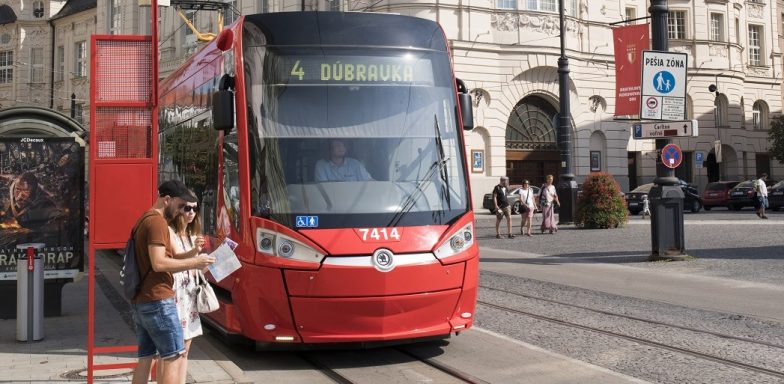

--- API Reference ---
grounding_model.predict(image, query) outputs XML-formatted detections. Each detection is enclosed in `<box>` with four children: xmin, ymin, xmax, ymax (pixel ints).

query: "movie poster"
<box><xmin>0</xmin><ymin>138</ymin><xmax>84</xmax><ymax>280</ymax></box>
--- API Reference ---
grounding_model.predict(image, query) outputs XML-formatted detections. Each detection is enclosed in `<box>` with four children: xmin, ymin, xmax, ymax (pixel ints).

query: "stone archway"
<box><xmin>705</xmin><ymin>144</ymin><xmax>738</xmax><ymax>182</ymax></box>
<box><xmin>505</xmin><ymin>95</ymin><xmax>561</xmax><ymax>187</ymax></box>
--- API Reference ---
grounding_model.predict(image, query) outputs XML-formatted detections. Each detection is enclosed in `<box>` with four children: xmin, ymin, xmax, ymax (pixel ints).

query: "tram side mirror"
<box><xmin>456</xmin><ymin>78</ymin><xmax>474</xmax><ymax>130</ymax></box>
<box><xmin>212</xmin><ymin>74</ymin><xmax>235</xmax><ymax>132</ymax></box>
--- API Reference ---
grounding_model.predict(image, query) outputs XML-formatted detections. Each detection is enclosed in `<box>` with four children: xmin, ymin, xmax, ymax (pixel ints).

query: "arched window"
<box><xmin>714</xmin><ymin>93</ymin><xmax>728</xmax><ymax>126</ymax></box>
<box><xmin>505</xmin><ymin>96</ymin><xmax>558</xmax><ymax>150</ymax></box>
<box><xmin>740</xmin><ymin>97</ymin><xmax>746</xmax><ymax>129</ymax></box>
<box><xmin>752</xmin><ymin>100</ymin><xmax>769</xmax><ymax>130</ymax></box>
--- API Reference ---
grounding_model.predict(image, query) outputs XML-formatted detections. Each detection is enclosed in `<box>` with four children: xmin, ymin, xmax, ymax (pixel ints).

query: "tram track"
<box><xmin>477</xmin><ymin>285</ymin><xmax>784</xmax><ymax>380</ymax></box>
<box><xmin>298</xmin><ymin>347</ymin><xmax>487</xmax><ymax>384</ymax></box>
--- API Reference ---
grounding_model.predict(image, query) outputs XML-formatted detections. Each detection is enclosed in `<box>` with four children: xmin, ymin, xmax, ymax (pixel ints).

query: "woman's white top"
<box><xmin>169</xmin><ymin>226</ymin><xmax>203</xmax><ymax>340</ymax></box>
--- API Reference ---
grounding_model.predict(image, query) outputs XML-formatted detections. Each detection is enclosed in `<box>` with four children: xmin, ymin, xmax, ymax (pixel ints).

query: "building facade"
<box><xmin>2</xmin><ymin>0</ymin><xmax>782</xmax><ymax>209</ymax></box>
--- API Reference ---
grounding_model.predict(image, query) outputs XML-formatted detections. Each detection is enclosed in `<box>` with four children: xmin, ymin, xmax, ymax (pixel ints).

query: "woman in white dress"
<box><xmin>540</xmin><ymin>174</ymin><xmax>560</xmax><ymax>234</ymax></box>
<box><xmin>168</xmin><ymin>197</ymin><xmax>206</xmax><ymax>384</ymax></box>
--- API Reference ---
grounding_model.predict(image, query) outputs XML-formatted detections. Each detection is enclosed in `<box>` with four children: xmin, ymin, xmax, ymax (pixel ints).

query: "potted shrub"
<box><xmin>575</xmin><ymin>173</ymin><xmax>628</xmax><ymax>229</ymax></box>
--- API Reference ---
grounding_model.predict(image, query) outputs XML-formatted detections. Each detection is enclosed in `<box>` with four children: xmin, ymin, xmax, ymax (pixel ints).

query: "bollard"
<box><xmin>16</xmin><ymin>243</ymin><xmax>45</xmax><ymax>342</ymax></box>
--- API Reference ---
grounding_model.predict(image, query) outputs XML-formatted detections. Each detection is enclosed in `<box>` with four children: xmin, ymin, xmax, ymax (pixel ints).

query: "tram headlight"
<box><xmin>256</xmin><ymin>228</ymin><xmax>326</xmax><ymax>263</ymax></box>
<box><xmin>434</xmin><ymin>223</ymin><xmax>474</xmax><ymax>259</ymax></box>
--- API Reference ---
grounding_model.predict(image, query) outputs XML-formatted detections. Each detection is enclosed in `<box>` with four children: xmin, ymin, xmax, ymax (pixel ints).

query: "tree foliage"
<box><xmin>575</xmin><ymin>173</ymin><xmax>628</xmax><ymax>229</ymax></box>
<box><xmin>769</xmin><ymin>115</ymin><xmax>784</xmax><ymax>164</ymax></box>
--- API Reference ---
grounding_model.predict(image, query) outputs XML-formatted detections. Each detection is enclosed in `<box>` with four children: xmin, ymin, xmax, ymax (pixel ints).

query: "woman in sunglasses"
<box><xmin>167</xmin><ymin>190</ymin><xmax>206</xmax><ymax>384</ymax></box>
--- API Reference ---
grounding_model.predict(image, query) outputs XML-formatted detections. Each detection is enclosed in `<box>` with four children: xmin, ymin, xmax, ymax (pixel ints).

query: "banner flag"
<box><xmin>613</xmin><ymin>23</ymin><xmax>650</xmax><ymax>116</ymax></box>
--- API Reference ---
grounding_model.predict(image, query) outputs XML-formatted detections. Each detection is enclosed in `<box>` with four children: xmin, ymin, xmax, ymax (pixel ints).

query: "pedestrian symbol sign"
<box><xmin>640</xmin><ymin>51</ymin><xmax>688</xmax><ymax>121</ymax></box>
<box><xmin>653</xmin><ymin>71</ymin><xmax>676</xmax><ymax>94</ymax></box>
<box><xmin>660</xmin><ymin>143</ymin><xmax>683</xmax><ymax>169</ymax></box>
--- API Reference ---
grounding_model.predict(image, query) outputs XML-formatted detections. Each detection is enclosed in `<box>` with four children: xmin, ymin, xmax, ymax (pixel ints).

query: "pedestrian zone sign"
<box><xmin>640</xmin><ymin>51</ymin><xmax>688</xmax><ymax>121</ymax></box>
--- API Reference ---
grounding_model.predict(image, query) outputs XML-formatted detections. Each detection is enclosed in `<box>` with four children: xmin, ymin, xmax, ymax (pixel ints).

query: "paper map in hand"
<box><xmin>207</xmin><ymin>239</ymin><xmax>241</xmax><ymax>282</ymax></box>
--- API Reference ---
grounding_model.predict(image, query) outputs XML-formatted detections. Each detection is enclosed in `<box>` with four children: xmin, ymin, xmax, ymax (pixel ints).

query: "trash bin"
<box><xmin>16</xmin><ymin>243</ymin><xmax>45</xmax><ymax>342</ymax></box>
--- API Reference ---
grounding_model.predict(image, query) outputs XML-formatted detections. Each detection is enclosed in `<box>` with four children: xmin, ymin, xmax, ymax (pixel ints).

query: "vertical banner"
<box><xmin>0</xmin><ymin>138</ymin><xmax>84</xmax><ymax>280</ymax></box>
<box><xmin>613</xmin><ymin>23</ymin><xmax>650</xmax><ymax>116</ymax></box>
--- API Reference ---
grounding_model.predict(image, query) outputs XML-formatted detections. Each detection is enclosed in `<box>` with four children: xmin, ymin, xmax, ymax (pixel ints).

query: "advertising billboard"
<box><xmin>0</xmin><ymin>137</ymin><xmax>84</xmax><ymax>280</ymax></box>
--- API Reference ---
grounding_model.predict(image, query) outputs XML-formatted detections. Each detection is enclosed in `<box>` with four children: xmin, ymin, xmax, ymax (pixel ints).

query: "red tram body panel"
<box><xmin>158</xmin><ymin>11</ymin><xmax>477</xmax><ymax>346</ymax></box>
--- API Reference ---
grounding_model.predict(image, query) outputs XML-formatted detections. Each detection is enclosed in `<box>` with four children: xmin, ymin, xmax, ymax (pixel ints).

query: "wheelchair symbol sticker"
<box><xmin>295</xmin><ymin>216</ymin><xmax>319</xmax><ymax>228</ymax></box>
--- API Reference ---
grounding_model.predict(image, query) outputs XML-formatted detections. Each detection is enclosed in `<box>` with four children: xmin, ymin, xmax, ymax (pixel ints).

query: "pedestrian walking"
<box><xmin>130</xmin><ymin>180</ymin><xmax>215</xmax><ymax>384</ymax></box>
<box><xmin>493</xmin><ymin>176</ymin><xmax>514</xmax><ymax>238</ymax></box>
<box><xmin>641</xmin><ymin>195</ymin><xmax>651</xmax><ymax>219</ymax></box>
<box><xmin>539</xmin><ymin>175</ymin><xmax>560</xmax><ymax>234</ymax></box>
<box><xmin>518</xmin><ymin>179</ymin><xmax>537</xmax><ymax>236</ymax></box>
<box><xmin>168</xmin><ymin>191</ymin><xmax>207</xmax><ymax>384</ymax></box>
<box><xmin>754</xmin><ymin>173</ymin><xmax>769</xmax><ymax>219</ymax></box>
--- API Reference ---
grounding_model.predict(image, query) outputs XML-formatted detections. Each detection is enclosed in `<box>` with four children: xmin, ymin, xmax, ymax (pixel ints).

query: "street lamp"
<box><xmin>556</xmin><ymin>0</ymin><xmax>577</xmax><ymax>224</ymax></box>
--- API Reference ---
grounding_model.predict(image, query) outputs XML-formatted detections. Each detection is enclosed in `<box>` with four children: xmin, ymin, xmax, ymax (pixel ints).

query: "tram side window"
<box><xmin>222</xmin><ymin>130</ymin><xmax>241</xmax><ymax>233</ymax></box>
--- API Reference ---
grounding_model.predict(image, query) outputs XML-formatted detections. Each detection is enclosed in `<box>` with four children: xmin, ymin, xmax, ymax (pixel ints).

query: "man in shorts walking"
<box><xmin>130</xmin><ymin>180</ymin><xmax>215</xmax><ymax>384</ymax></box>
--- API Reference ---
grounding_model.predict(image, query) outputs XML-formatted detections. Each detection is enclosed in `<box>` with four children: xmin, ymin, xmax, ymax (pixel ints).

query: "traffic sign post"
<box><xmin>639</xmin><ymin>51</ymin><xmax>688</xmax><ymax>121</ymax></box>
<box><xmin>632</xmin><ymin>120</ymin><xmax>698</xmax><ymax>139</ymax></box>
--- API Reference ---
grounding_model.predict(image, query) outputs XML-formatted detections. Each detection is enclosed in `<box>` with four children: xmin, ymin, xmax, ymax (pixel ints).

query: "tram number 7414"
<box><xmin>357</xmin><ymin>228</ymin><xmax>402</xmax><ymax>242</ymax></box>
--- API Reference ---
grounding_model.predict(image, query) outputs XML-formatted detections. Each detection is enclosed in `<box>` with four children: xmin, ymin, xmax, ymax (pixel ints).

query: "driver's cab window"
<box><xmin>222</xmin><ymin>131</ymin><xmax>241</xmax><ymax>232</ymax></box>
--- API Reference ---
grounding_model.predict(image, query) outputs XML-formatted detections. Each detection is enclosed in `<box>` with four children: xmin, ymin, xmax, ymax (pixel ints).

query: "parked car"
<box><xmin>765</xmin><ymin>180</ymin><xmax>784</xmax><ymax>211</ymax></box>
<box><xmin>625</xmin><ymin>181</ymin><xmax>702</xmax><ymax>214</ymax></box>
<box><xmin>701</xmin><ymin>181</ymin><xmax>740</xmax><ymax>210</ymax></box>
<box><xmin>483</xmin><ymin>185</ymin><xmax>541</xmax><ymax>214</ymax></box>
<box><xmin>728</xmin><ymin>179</ymin><xmax>776</xmax><ymax>210</ymax></box>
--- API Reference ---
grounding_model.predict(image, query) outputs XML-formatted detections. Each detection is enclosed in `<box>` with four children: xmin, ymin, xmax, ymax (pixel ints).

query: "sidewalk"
<box><xmin>0</xmin><ymin>250</ymin><xmax>238</xmax><ymax>384</ymax></box>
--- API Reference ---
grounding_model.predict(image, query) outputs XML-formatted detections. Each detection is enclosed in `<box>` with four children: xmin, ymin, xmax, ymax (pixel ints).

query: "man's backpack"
<box><xmin>120</xmin><ymin>231</ymin><xmax>140</xmax><ymax>301</ymax></box>
<box><xmin>120</xmin><ymin>212</ymin><xmax>155</xmax><ymax>302</ymax></box>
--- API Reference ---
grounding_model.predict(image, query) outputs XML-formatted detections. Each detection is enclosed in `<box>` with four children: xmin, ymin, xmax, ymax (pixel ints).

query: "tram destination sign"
<box><xmin>639</xmin><ymin>51</ymin><xmax>688</xmax><ymax>121</ymax></box>
<box><xmin>632</xmin><ymin>120</ymin><xmax>698</xmax><ymax>140</ymax></box>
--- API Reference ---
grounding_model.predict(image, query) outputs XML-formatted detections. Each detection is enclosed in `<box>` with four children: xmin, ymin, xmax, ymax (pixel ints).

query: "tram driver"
<box><xmin>314</xmin><ymin>139</ymin><xmax>373</xmax><ymax>182</ymax></box>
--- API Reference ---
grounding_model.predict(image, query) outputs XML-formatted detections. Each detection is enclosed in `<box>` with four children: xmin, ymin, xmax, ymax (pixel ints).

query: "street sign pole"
<box><xmin>647</xmin><ymin>0</ymin><xmax>687</xmax><ymax>260</ymax></box>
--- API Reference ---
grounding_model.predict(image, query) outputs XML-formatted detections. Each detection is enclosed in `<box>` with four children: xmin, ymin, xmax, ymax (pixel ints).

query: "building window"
<box><xmin>327</xmin><ymin>0</ymin><xmax>341</xmax><ymax>11</ymax></box>
<box><xmin>740</xmin><ymin>97</ymin><xmax>746</xmax><ymax>129</ymax></box>
<box><xmin>224</xmin><ymin>0</ymin><xmax>238</xmax><ymax>23</ymax></box>
<box><xmin>56</xmin><ymin>46</ymin><xmax>64</xmax><ymax>82</ymax></box>
<box><xmin>668</xmin><ymin>10</ymin><xmax>687</xmax><ymax>39</ymax></box>
<box><xmin>0</xmin><ymin>51</ymin><xmax>12</xmax><ymax>83</ymax></box>
<box><xmin>109</xmin><ymin>0</ymin><xmax>122</xmax><ymax>34</ymax></box>
<box><xmin>75</xmin><ymin>41</ymin><xmax>87</xmax><ymax>78</ymax></box>
<box><xmin>30</xmin><ymin>48</ymin><xmax>44</xmax><ymax>83</ymax></box>
<box><xmin>752</xmin><ymin>100</ymin><xmax>769</xmax><ymax>130</ymax></box>
<box><xmin>497</xmin><ymin>0</ymin><xmax>517</xmax><ymax>9</ymax></box>
<box><xmin>33</xmin><ymin>1</ymin><xmax>44</xmax><ymax>18</ymax></box>
<box><xmin>74</xmin><ymin>104</ymin><xmax>84</xmax><ymax>124</ymax></box>
<box><xmin>735</xmin><ymin>18</ymin><xmax>740</xmax><ymax>44</ymax></box>
<box><xmin>184</xmin><ymin>10</ymin><xmax>195</xmax><ymax>37</ymax></box>
<box><xmin>748</xmin><ymin>25</ymin><xmax>763</xmax><ymax>66</ymax></box>
<box><xmin>625</xmin><ymin>7</ymin><xmax>636</xmax><ymax>23</ymax></box>
<box><xmin>527</xmin><ymin>0</ymin><xmax>556</xmax><ymax>13</ymax></box>
<box><xmin>710</xmin><ymin>13</ymin><xmax>723</xmax><ymax>42</ymax></box>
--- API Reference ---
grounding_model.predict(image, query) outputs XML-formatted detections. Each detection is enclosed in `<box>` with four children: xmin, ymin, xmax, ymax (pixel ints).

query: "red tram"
<box><xmin>158</xmin><ymin>11</ymin><xmax>477</xmax><ymax>347</ymax></box>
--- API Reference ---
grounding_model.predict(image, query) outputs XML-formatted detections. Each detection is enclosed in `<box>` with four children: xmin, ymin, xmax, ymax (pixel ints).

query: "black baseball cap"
<box><xmin>158</xmin><ymin>180</ymin><xmax>197</xmax><ymax>202</ymax></box>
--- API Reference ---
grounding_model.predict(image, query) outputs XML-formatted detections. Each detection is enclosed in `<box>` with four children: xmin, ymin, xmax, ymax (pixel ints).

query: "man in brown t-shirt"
<box><xmin>130</xmin><ymin>180</ymin><xmax>214</xmax><ymax>384</ymax></box>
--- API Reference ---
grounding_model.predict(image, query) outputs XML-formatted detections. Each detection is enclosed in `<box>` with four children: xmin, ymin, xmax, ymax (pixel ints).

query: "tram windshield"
<box><xmin>244</xmin><ymin>30</ymin><xmax>469</xmax><ymax>229</ymax></box>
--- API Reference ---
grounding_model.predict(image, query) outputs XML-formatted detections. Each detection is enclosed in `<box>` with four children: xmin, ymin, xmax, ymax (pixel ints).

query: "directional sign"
<box><xmin>661</xmin><ymin>143</ymin><xmax>683</xmax><ymax>169</ymax></box>
<box><xmin>632</xmin><ymin>119</ymin><xmax>698</xmax><ymax>140</ymax></box>
<box><xmin>640</xmin><ymin>51</ymin><xmax>688</xmax><ymax>121</ymax></box>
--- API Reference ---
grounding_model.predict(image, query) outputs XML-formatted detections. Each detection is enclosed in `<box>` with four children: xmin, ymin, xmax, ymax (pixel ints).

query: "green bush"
<box><xmin>575</xmin><ymin>173</ymin><xmax>628</xmax><ymax>229</ymax></box>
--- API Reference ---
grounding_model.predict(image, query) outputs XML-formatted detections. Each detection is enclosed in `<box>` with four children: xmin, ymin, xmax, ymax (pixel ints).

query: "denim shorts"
<box><xmin>132</xmin><ymin>298</ymin><xmax>184</xmax><ymax>359</ymax></box>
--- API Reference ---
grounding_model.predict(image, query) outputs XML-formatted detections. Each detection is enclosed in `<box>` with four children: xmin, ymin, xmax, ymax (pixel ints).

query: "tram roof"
<box><xmin>243</xmin><ymin>12</ymin><xmax>447</xmax><ymax>51</ymax></box>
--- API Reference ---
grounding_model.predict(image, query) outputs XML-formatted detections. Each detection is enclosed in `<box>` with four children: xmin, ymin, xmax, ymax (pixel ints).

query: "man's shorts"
<box><xmin>758</xmin><ymin>196</ymin><xmax>770</xmax><ymax>209</ymax></box>
<box><xmin>132</xmin><ymin>298</ymin><xmax>185</xmax><ymax>360</ymax></box>
<box><xmin>496</xmin><ymin>206</ymin><xmax>511</xmax><ymax>219</ymax></box>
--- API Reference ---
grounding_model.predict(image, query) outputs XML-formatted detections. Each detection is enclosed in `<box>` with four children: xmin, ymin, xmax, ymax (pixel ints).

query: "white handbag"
<box><xmin>194</xmin><ymin>270</ymin><xmax>219</xmax><ymax>314</ymax></box>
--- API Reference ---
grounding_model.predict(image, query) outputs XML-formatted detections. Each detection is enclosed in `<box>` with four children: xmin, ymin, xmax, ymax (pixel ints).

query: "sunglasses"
<box><xmin>183</xmin><ymin>206</ymin><xmax>198</xmax><ymax>213</ymax></box>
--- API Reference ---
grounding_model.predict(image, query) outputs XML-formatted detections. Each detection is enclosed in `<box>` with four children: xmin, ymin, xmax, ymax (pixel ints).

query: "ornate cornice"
<box><xmin>709</xmin><ymin>44</ymin><xmax>728</xmax><ymax>57</ymax></box>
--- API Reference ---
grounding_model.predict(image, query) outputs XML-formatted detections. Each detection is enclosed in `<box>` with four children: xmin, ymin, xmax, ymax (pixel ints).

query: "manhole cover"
<box><xmin>61</xmin><ymin>367</ymin><xmax>133</xmax><ymax>380</ymax></box>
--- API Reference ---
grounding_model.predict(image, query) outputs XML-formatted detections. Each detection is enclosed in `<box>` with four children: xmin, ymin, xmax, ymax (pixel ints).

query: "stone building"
<box><xmin>3</xmin><ymin>0</ymin><xmax>783</xmax><ymax>208</ymax></box>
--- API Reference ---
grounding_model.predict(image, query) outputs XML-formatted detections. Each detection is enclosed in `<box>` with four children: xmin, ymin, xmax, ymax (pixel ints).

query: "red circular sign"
<box><xmin>646</xmin><ymin>97</ymin><xmax>658</xmax><ymax>109</ymax></box>
<box><xmin>661</xmin><ymin>143</ymin><xmax>683</xmax><ymax>169</ymax></box>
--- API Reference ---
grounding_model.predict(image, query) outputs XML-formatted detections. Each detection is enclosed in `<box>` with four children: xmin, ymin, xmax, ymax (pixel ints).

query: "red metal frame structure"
<box><xmin>87</xmin><ymin>3</ymin><xmax>159</xmax><ymax>382</ymax></box>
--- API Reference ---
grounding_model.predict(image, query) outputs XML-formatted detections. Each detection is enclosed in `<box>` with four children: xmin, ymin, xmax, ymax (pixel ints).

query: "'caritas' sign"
<box><xmin>0</xmin><ymin>137</ymin><xmax>84</xmax><ymax>280</ymax></box>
